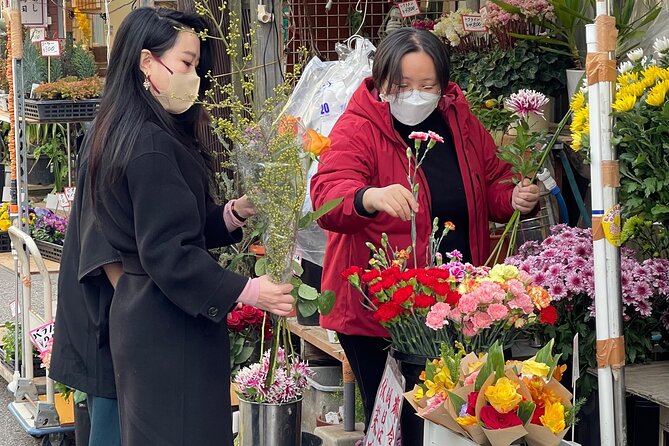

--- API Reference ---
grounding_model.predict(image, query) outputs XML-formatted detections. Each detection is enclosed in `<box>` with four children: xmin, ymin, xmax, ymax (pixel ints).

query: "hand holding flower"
<box><xmin>512</xmin><ymin>179</ymin><xmax>540</xmax><ymax>214</ymax></box>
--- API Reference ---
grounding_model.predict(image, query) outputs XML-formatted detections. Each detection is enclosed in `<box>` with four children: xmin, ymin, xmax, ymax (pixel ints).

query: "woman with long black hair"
<box><xmin>79</xmin><ymin>8</ymin><xmax>294</xmax><ymax>445</ymax></box>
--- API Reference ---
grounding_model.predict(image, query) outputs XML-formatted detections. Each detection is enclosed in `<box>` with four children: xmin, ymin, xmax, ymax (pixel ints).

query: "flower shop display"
<box><xmin>29</xmin><ymin>208</ymin><xmax>68</xmax><ymax>262</ymax></box>
<box><xmin>228</xmin><ymin>304</ymin><xmax>272</xmax><ymax>377</ymax></box>
<box><xmin>484</xmin><ymin>0</ymin><xmax>555</xmax><ymax>50</ymax></box>
<box><xmin>506</xmin><ymin>224</ymin><xmax>669</xmax><ymax>396</ymax></box>
<box><xmin>432</xmin><ymin>9</ymin><xmax>492</xmax><ymax>53</ymax></box>
<box><xmin>570</xmin><ymin>41</ymin><xmax>669</xmax><ymax>223</ymax></box>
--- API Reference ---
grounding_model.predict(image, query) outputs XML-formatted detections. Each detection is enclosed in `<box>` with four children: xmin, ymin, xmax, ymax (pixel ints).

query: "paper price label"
<box><xmin>56</xmin><ymin>193</ymin><xmax>70</xmax><ymax>209</ymax></box>
<box><xmin>64</xmin><ymin>186</ymin><xmax>76</xmax><ymax>202</ymax></box>
<box><xmin>397</xmin><ymin>0</ymin><xmax>420</xmax><ymax>18</ymax></box>
<box><xmin>40</xmin><ymin>40</ymin><xmax>61</xmax><ymax>57</ymax></box>
<box><xmin>10</xmin><ymin>301</ymin><xmax>22</xmax><ymax>318</ymax></box>
<box><xmin>364</xmin><ymin>356</ymin><xmax>405</xmax><ymax>446</ymax></box>
<box><xmin>30</xmin><ymin>28</ymin><xmax>45</xmax><ymax>42</ymax></box>
<box><xmin>461</xmin><ymin>15</ymin><xmax>487</xmax><ymax>33</ymax></box>
<box><xmin>29</xmin><ymin>321</ymin><xmax>55</xmax><ymax>354</ymax></box>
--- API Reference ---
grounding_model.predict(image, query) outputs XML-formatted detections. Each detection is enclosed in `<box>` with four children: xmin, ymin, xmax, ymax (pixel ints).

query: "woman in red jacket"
<box><xmin>311</xmin><ymin>28</ymin><xmax>540</xmax><ymax>435</ymax></box>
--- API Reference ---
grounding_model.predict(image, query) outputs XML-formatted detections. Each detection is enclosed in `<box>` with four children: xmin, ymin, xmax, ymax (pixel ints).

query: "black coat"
<box><xmin>50</xmin><ymin>139</ymin><xmax>121</xmax><ymax>399</ymax></box>
<box><xmin>94</xmin><ymin>121</ymin><xmax>247</xmax><ymax>446</ymax></box>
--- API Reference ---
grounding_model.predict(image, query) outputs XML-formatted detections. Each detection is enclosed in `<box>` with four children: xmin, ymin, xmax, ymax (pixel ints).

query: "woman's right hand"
<box><xmin>255</xmin><ymin>275</ymin><xmax>295</xmax><ymax>316</ymax></box>
<box><xmin>362</xmin><ymin>184</ymin><xmax>419</xmax><ymax>221</ymax></box>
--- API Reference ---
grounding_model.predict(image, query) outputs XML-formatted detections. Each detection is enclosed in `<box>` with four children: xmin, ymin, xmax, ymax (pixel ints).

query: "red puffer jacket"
<box><xmin>311</xmin><ymin>78</ymin><xmax>515</xmax><ymax>337</ymax></box>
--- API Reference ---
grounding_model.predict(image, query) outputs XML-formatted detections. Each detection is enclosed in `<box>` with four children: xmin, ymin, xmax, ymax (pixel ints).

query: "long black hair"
<box><xmin>89</xmin><ymin>7</ymin><xmax>214</xmax><ymax>199</ymax></box>
<box><xmin>372</xmin><ymin>27</ymin><xmax>450</xmax><ymax>93</ymax></box>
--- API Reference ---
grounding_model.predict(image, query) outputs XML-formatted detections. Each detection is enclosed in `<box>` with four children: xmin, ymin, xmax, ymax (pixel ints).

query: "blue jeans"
<box><xmin>87</xmin><ymin>395</ymin><xmax>121</xmax><ymax>446</ymax></box>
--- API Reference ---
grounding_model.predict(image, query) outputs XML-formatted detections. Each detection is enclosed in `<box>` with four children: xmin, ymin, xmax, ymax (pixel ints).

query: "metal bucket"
<box><xmin>238</xmin><ymin>398</ymin><xmax>303</xmax><ymax>446</ymax></box>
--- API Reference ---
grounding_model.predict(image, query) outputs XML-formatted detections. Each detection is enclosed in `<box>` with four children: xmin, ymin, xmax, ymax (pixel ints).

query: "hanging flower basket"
<box><xmin>18</xmin><ymin>98</ymin><xmax>101</xmax><ymax>122</ymax></box>
<box><xmin>34</xmin><ymin>239</ymin><xmax>63</xmax><ymax>263</ymax></box>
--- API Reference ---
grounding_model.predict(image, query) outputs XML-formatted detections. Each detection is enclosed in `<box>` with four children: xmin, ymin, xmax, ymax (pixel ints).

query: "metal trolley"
<box><xmin>6</xmin><ymin>226</ymin><xmax>74</xmax><ymax>446</ymax></box>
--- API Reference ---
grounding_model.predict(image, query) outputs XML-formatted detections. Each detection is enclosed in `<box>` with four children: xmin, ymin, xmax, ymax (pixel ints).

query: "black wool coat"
<box><xmin>94</xmin><ymin>121</ymin><xmax>248</xmax><ymax>446</ymax></box>
<box><xmin>50</xmin><ymin>138</ymin><xmax>121</xmax><ymax>399</ymax></box>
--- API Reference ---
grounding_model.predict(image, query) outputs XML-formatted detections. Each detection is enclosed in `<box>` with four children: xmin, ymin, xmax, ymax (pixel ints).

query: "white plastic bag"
<box><xmin>287</xmin><ymin>38</ymin><xmax>376</xmax><ymax>266</ymax></box>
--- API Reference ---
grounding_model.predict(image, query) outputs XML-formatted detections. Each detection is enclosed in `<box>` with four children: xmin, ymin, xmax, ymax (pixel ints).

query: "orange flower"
<box><xmin>552</xmin><ymin>364</ymin><xmax>567</xmax><ymax>382</ymax></box>
<box><xmin>303</xmin><ymin>129</ymin><xmax>331</xmax><ymax>156</ymax></box>
<box><xmin>528</xmin><ymin>286</ymin><xmax>551</xmax><ymax>309</ymax></box>
<box><xmin>444</xmin><ymin>221</ymin><xmax>456</xmax><ymax>231</ymax></box>
<box><xmin>524</xmin><ymin>376</ymin><xmax>561</xmax><ymax>407</ymax></box>
<box><xmin>397</xmin><ymin>250</ymin><xmax>410</xmax><ymax>260</ymax></box>
<box><xmin>278</xmin><ymin>115</ymin><xmax>299</xmax><ymax>137</ymax></box>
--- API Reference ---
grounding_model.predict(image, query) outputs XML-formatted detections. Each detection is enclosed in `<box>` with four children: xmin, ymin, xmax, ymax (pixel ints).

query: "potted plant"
<box><xmin>30</xmin><ymin>207</ymin><xmax>67</xmax><ymax>262</ymax></box>
<box><xmin>22</xmin><ymin>76</ymin><xmax>103</xmax><ymax>122</ymax></box>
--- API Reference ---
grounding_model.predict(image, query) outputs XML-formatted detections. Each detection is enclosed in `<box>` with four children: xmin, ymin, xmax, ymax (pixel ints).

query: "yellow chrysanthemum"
<box><xmin>642</xmin><ymin>66</ymin><xmax>663</xmax><ymax>83</ymax></box>
<box><xmin>646</xmin><ymin>80</ymin><xmax>669</xmax><ymax>107</ymax></box>
<box><xmin>612</xmin><ymin>94</ymin><xmax>637</xmax><ymax>112</ymax></box>
<box><xmin>485</xmin><ymin>377</ymin><xmax>523</xmax><ymax>414</ymax></box>
<box><xmin>540</xmin><ymin>401</ymin><xmax>567</xmax><ymax>434</ymax></box>
<box><xmin>619</xmin><ymin>82</ymin><xmax>647</xmax><ymax>98</ymax></box>
<box><xmin>456</xmin><ymin>415</ymin><xmax>479</xmax><ymax>426</ymax></box>
<box><xmin>570</xmin><ymin>106</ymin><xmax>589</xmax><ymax>133</ymax></box>
<box><xmin>570</xmin><ymin>91</ymin><xmax>586</xmax><ymax>112</ymax></box>
<box><xmin>0</xmin><ymin>220</ymin><xmax>10</xmax><ymax>232</ymax></box>
<box><xmin>571</xmin><ymin>132</ymin><xmax>582</xmax><ymax>152</ymax></box>
<box><xmin>659</xmin><ymin>68</ymin><xmax>669</xmax><ymax>81</ymax></box>
<box><xmin>617</xmin><ymin>71</ymin><xmax>639</xmax><ymax>86</ymax></box>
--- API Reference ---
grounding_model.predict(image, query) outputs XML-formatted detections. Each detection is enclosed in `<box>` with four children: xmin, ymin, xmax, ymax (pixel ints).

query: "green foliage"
<box><xmin>614</xmin><ymin>99</ymin><xmax>669</xmax><ymax>223</ymax></box>
<box><xmin>613</xmin><ymin>0</ymin><xmax>662</xmax><ymax>56</ymax></box>
<box><xmin>463</xmin><ymin>85</ymin><xmax>514</xmax><ymax>136</ymax></box>
<box><xmin>518</xmin><ymin>400</ymin><xmax>536</xmax><ymax>424</ymax></box>
<box><xmin>621</xmin><ymin>216</ymin><xmax>669</xmax><ymax>259</ymax></box>
<box><xmin>22</xmin><ymin>35</ymin><xmax>47</xmax><ymax>91</ymax></box>
<box><xmin>496</xmin><ymin>120</ymin><xmax>548</xmax><ymax>185</ymax></box>
<box><xmin>1</xmin><ymin>321</ymin><xmax>20</xmax><ymax>360</ymax></box>
<box><xmin>71</xmin><ymin>45</ymin><xmax>97</xmax><ymax>79</ymax></box>
<box><xmin>50</xmin><ymin>57</ymin><xmax>63</xmax><ymax>82</ymax></box>
<box><xmin>565</xmin><ymin>397</ymin><xmax>587</xmax><ymax>427</ymax></box>
<box><xmin>450</xmin><ymin>40</ymin><xmax>571</xmax><ymax>98</ymax></box>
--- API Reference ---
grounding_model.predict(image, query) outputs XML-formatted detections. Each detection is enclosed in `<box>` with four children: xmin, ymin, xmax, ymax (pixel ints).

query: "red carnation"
<box><xmin>340</xmin><ymin>266</ymin><xmax>362</xmax><ymax>280</ymax></box>
<box><xmin>380</xmin><ymin>276</ymin><xmax>398</xmax><ymax>290</ymax></box>
<box><xmin>361</xmin><ymin>270</ymin><xmax>381</xmax><ymax>283</ymax></box>
<box><xmin>540</xmin><ymin>305</ymin><xmax>558</xmax><ymax>325</ymax></box>
<box><xmin>417</xmin><ymin>274</ymin><xmax>437</xmax><ymax>288</ymax></box>
<box><xmin>381</xmin><ymin>266</ymin><xmax>400</xmax><ymax>278</ymax></box>
<box><xmin>373</xmin><ymin>302</ymin><xmax>404</xmax><ymax>324</ymax></box>
<box><xmin>391</xmin><ymin>285</ymin><xmax>414</xmax><ymax>304</ymax></box>
<box><xmin>430</xmin><ymin>269</ymin><xmax>451</xmax><ymax>280</ymax></box>
<box><xmin>445</xmin><ymin>290</ymin><xmax>461</xmax><ymax>306</ymax></box>
<box><xmin>414</xmin><ymin>294</ymin><xmax>436</xmax><ymax>309</ymax></box>
<box><xmin>399</xmin><ymin>269</ymin><xmax>419</xmax><ymax>281</ymax></box>
<box><xmin>479</xmin><ymin>405</ymin><xmax>523</xmax><ymax>430</ymax></box>
<box><xmin>531</xmin><ymin>405</ymin><xmax>545</xmax><ymax>425</ymax></box>
<box><xmin>368</xmin><ymin>281</ymin><xmax>384</xmax><ymax>295</ymax></box>
<box><xmin>432</xmin><ymin>283</ymin><xmax>451</xmax><ymax>297</ymax></box>
<box><xmin>467</xmin><ymin>391</ymin><xmax>479</xmax><ymax>416</ymax></box>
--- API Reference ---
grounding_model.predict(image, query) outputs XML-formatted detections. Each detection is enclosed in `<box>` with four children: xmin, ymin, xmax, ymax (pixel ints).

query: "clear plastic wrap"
<box><xmin>640</xmin><ymin>0</ymin><xmax>669</xmax><ymax>54</ymax></box>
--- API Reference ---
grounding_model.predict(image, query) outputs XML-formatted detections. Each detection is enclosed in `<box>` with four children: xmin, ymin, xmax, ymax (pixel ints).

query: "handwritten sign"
<box><xmin>30</xmin><ymin>28</ymin><xmax>45</xmax><ymax>42</ymax></box>
<box><xmin>40</xmin><ymin>40</ymin><xmax>61</xmax><ymax>57</ymax></box>
<box><xmin>364</xmin><ymin>356</ymin><xmax>406</xmax><ymax>446</ymax></box>
<box><xmin>461</xmin><ymin>15</ymin><xmax>487</xmax><ymax>33</ymax></box>
<box><xmin>10</xmin><ymin>301</ymin><xmax>21</xmax><ymax>318</ymax></box>
<box><xmin>14</xmin><ymin>0</ymin><xmax>48</xmax><ymax>27</ymax></box>
<box><xmin>397</xmin><ymin>0</ymin><xmax>420</xmax><ymax>18</ymax></box>
<box><xmin>64</xmin><ymin>186</ymin><xmax>77</xmax><ymax>202</ymax></box>
<box><xmin>29</xmin><ymin>321</ymin><xmax>55</xmax><ymax>354</ymax></box>
<box><xmin>56</xmin><ymin>193</ymin><xmax>70</xmax><ymax>209</ymax></box>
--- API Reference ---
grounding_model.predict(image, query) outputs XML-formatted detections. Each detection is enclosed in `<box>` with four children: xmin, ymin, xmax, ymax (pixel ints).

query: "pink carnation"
<box><xmin>428</xmin><ymin>131</ymin><xmax>444</xmax><ymax>143</ymax></box>
<box><xmin>508</xmin><ymin>293</ymin><xmax>535</xmax><ymax>314</ymax></box>
<box><xmin>462</xmin><ymin>320</ymin><xmax>478</xmax><ymax>337</ymax></box>
<box><xmin>471</xmin><ymin>312</ymin><xmax>493</xmax><ymax>330</ymax></box>
<box><xmin>425</xmin><ymin>302</ymin><xmax>451</xmax><ymax>330</ymax></box>
<box><xmin>409</xmin><ymin>131</ymin><xmax>429</xmax><ymax>141</ymax></box>
<box><xmin>487</xmin><ymin>303</ymin><xmax>510</xmax><ymax>321</ymax></box>
<box><xmin>464</xmin><ymin>369</ymin><xmax>480</xmax><ymax>387</ymax></box>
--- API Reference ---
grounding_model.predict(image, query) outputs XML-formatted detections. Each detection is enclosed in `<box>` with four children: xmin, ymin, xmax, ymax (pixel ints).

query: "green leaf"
<box><xmin>298</xmin><ymin>283</ymin><xmax>319</xmax><ymax>301</ymax></box>
<box><xmin>447</xmin><ymin>390</ymin><xmax>467</xmax><ymax>415</ymax></box>
<box><xmin>292</xmin><ymin>260</ymin><xmax>304</xmax><ymax>276</ymax></box>
<box><xmin>518</xmin><ymin>401</ymin><xmax>536</xmax><ymax>424</ymax></box>
<box><xmin>237</xmin><ymin>346</ymin><xmax>255</xmax><ymax>364</ymax></box>
<box><xmin>298</xmin><ymin>300</ymin><xmax>318</xmax><ymax>317</ymax></box>
<box><xmin>73</xmin><ymin>390</ymin><xmax>87</xmax><ymax>405</ymax></box>
<box><xmin>298</xmin><ymin>197</ymin><xmax>344</xmax><ymax>229</ymax></box>
<box><xmin>254</xmin><ymin>257</ymin><xmax>267</xmax><ymax>276</ymax></box>
<box><xmin>318</xmin><ymin>290</ymin><xmax>336</xmax><ymax>316</ymax></box>
<box><xmin>426</xmin><ymin>361</ymin><xmax>437</xmax><ymax>382</ymax></box>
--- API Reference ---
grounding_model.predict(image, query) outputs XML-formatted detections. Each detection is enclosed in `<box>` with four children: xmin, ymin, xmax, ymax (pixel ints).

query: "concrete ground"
<box><xmin>0</xmin><ymin>257</ymin><xmax>57</xmax><ymax>446</ymax></box>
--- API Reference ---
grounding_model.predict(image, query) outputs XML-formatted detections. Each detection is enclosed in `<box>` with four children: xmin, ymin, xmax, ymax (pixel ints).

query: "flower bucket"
<box><xmin>238</xmin><ymin>397</ymin><xmax>303</xmax><ymax>446</ymax></box>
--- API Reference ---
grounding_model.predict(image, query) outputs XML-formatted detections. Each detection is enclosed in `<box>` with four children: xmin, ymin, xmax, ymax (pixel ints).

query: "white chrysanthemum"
<box><xmin>619</xmin><ymin>61</ymin><xmax>633</xmax><ymax>74</ymax></box>
<box><xmin>627</xmin><ymin>48</ymin><xmax>644</xmax><ymax>62</ymax></box>
<box><xmin>654</xmin><ymin>36</ymin><xmax>669</xmax><ymax>55</ymax></box>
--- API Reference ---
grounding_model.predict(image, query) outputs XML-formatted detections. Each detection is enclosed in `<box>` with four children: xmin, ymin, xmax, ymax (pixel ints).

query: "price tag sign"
<box><xmin>10</xmin><ymin>301</ymin><xmax>22</xmax><ymax>318</ymax></box>
<box><xmin>364</xmin><ymin>356</ymin><xmax>405</xmax><ymax>446</ymax></box>
<box><xmin>56</xmin><ymin>192</ymin><xmax>70</xmax><ymax>209</ymax></box>
<box><xmin>30</xmin><ymin>28</ymin><xmax>46</xmax><ymax>42</ymax></box>
<box><xmin>461</xmin><ymin>14</ymin><xmax>488</xmax><ymax>33</ymax></box>
<box><xmin>64</xmin><ymin>186</ymin><xmax>77</xmax><ymax>202</ymax></box>
<box><xmin>397</xmin><ymin>0</ymin><xmax>421</xmax><ymax>18</ymax></box>
<box><xmin>29</xmin><ymin>321</ymin><xmax>55</xmax><ymax>354</ymax></box>
<box><xmin>40</xmin><ymin>40</ymin><xmax>61</xmax><ymax>57</ymax></box>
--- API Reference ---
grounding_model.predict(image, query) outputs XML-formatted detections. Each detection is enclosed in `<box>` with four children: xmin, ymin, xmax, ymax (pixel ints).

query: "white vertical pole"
<box><xmin>586</xmin><ymin>20</ymin><xmax>617</xmax><ymax>446</ymax></box>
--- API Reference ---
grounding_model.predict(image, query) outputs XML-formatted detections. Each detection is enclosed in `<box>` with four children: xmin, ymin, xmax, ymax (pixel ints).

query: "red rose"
<box><xmin>531</xmin><ymin>405</ymin><xmax>545</xmax><ymax>425</ymax></box>
<box><xmin>381</xmin><ymin>266</ymin><xmax>400</xmax><ymax>278</ymax></box>
<box><xmin>540</xmin><ymin>305</ymin><xmax>558</xmax><ymax>325</ymax></box>
<box><xmin>240</xmin><ymin>305</ymin><xmax>261</xmax><ymax>325</ymax></box>
<box><xmin>373</xmin><ymin>302</ymin><xmax>404</xmax><ymax>324</ymax></box>
<box><xmin>227</xmin><ymin>312</ymin><xmax>244</xmax><ymax>332</ymax></box>
<box><xmin>380</xmin><ymin>276</ymin><xmax>398</xmax><ymax>290</ymax></box>
<box><xmin>467</xmin><ymin>391</ymin><xmax>479</xmax><ymax>416</ymax></box>
<box><xmin>361</xmin><ymin>270</ymin><xmax>381</xmax><ymax>283</ymax></box>
<box><xmin>414</xmin><ymin>294</ymin><xmax>436</xmax><ymax>309</ymax></box>
<box><xmin>445</xmin><ymin>290</ymin><xmax>461</xmax><ymax>306</ymax></box>
<box><xmin>340</xmin><ymin>266</ymin><xmax>362</xmax><ymax>280</ymax></box>
<box><xmin>391</xmin><ymin>285</ymin><xmax>414</xmax><ymax>304</ymax></box>
<box><xmin>479</xmin><ymin>405</ymin><xmax>523</xmax><ymax>430</ymax></box>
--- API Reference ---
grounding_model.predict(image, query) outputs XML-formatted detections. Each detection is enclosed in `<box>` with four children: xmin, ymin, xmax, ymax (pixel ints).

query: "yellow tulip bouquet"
<box><xmin>570</xmin><ymin>37</ymin><xmax>669</xmax><ymax>221</ymax></box>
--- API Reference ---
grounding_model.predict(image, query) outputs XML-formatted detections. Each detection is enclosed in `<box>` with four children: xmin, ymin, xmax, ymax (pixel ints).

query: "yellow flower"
<box><xmin>468</xmin><ymin>360</ymin><xmax>485</xmax><ymax>375</ymax></box>
<box><xmin>570</xmin><ymin>91</ymin><xmax>586</xmax><ymax>112</ymax></box>
<box><xmin>540</xmin><ymin>401</ymin><xmax>566</xmax><ymax>434</ymax></box>
<box><xmin>617</xmin><ymin>71</ymin><xmax>639</xmax><ymax>86</ymax></box>
<box><xmin>484</xmin><ymin>99</ymin><xmax>497</xmax><ymax>109</ymax></box>
<box><xmin>570</xmin><ymin>106</ymin><xmax>589</xmax><ymax>133</ymax></box>
<box><xmin>642</xmin><ymin>66</ymin><xmax>663</xmax><ymax>84</ymax></box>
<box><xmin>456</xmin><ymin>415</ymin><xmax>479</xmax><ymax>426</ymax></box>
<box><xmin>425</xmin><ymin>367</ymin><xmax>455</xmax><ymax>397</ymax></box>
<box><xmin>571</xmin><ymin>132</ymin><xmax>582</xmax><ymax>152</ymax></box>
<box><xmin>488</xmin><ymin>264</ymin><xmax>519</xmax><ymax>283</ymax></box>
<box><xmin>484</xmin><ymin>377</ymin><xmax>522</xmax><ymax>414</ymax></box>
<box><xmin>619</xmin><ymin>82</ymin><xmax>647</xmax><ymax>98</ymax></box>
<box><xmin>522</xmin><ymin>360</ymin><xmax>550</xmax><ymax>379</ymax></box>
<box><xmin>0</xmin><ymin>220</ymin><xmax>9</xmax><ymax>231</ymax></box>
<box><xmin>414</xmin><ymin>386</ymin><xmax>425</xmax><ymax>400</ymax></box>
<box><xmin>303</xmin><ymin>129</ymin><xmax>331</xmax><ymax>156</ymax></box>
<box><xmin>659</xmin><ymin>68</ymin><xmax>669</xmax><ymax>81</ymax></box>
<box><xmin>646</xmin><ymin>80</ymin><xmax>669</xmax><ymax>107</ymax></box>
<box><xmin>612</xmin><ymin>94</ymin><xmax>637</xmax><ymax>112</ymax></box>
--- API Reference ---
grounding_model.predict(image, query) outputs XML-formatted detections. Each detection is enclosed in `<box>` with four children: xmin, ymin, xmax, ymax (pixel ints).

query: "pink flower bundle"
<box><xmin>483</xmin><ymin>0</ymin><xmax>554</xmax><ymax>28</ymax></box>
<box><xmin>234</xmin><ymin>347</ymin><xmax>313</xmax><ymax>404</ymax></box>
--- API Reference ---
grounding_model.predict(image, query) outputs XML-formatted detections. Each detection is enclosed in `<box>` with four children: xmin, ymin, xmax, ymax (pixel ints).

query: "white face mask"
<box><xmin>382</xmin><ymin>90</ymin><xmax>441</xmax><ymax>126</ymax></box>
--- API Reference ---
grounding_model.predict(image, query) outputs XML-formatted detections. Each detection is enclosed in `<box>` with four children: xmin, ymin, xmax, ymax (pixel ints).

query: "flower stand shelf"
<box><xmin>34</xmin><ymin>239</ymin><xmax>63</xmax><ymax>263</ymax></box>
<box><xmin>18</xmin><ymin>98</ymin><xmax>101</xmax><ymax>122</ymax></box>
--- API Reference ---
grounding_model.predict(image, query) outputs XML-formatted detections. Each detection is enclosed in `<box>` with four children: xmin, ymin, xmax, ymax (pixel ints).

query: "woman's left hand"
<box><xmin>234</xmin><ymin>195</ymin><xmax>257</xmax><ymax>219</ymax></box>
<box><xmin>512</xmin><ymin>179</ymin><xmax>540</xmax><ymax>214</ymax></box>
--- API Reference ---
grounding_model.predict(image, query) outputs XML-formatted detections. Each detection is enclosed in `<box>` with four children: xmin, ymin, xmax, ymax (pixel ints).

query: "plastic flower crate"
<box><xmin>0</xmin><ymin>232</ymin><xmax>10</xmax><ymax>252</ymax></box>
<box><xmin>18</xmin><ymin>98</ymin><xmax>100</xmax><ymax>122</ymax></box>
<box><xmin>34</xmin><ymin>239</ymin><xmax>63</xmax><ymax>263</ymax></box>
